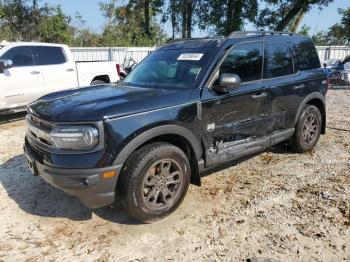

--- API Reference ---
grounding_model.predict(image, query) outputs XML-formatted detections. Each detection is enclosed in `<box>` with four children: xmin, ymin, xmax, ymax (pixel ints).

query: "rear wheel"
<box><xmin>290</xmin><ymin>105</ymin><xmax>322</xmax><ymax>153</ymax></box>
<box><xmin>90</xmin><ymin>79</ymin><xmax>106</xmax><ymax>85</ymax></box>
<box><xmin>117</xmin><ymin>142</ymin><xmax>190</xmax><ymax>223</ymax></box>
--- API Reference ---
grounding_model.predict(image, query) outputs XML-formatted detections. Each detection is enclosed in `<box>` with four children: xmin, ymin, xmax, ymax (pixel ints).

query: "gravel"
<box><xmin>0</xmin><ymin>89</ymin><xmax>349</xmax><ymax>261</ymax></box>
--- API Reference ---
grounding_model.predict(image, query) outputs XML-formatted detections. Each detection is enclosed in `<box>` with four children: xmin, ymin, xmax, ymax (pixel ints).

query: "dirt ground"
<box><xmin>0</xmin><ymin>89</ymin><xmax>349</xmax><ymax>262</ymax></box>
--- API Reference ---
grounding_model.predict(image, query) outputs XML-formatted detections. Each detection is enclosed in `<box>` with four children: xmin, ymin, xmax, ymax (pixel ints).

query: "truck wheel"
<box><xmin>291</xmin><ymin>105</ymin><xmax>322</xmax><ymax>153</ymax></box>
<box><xmin>117</xmin><ymin>142</ymin><xmax>191</xmax><ymax>223</ymax></box>
<box><xmin>90</xmin><ymin>80</ymin><xmax>106</xmax><ymax>85</ymax></box>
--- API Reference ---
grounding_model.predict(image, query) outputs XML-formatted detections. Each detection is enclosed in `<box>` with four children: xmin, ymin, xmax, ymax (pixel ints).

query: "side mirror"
<box><xmin>212</xmin><ymin>73</ymin><xmax>241</xmax><ymax>93</ymax></box>
<box><xmin>0</xmin><ymin>59</ymin><xmax>13</xmax><ymax>73</ymax></box>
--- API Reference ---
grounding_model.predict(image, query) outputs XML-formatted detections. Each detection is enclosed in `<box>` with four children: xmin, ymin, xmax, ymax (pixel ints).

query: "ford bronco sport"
<box><xmin>24</xmin><ymin>31</ymin><xmax>327</xmax><ymax>222</ymax></box>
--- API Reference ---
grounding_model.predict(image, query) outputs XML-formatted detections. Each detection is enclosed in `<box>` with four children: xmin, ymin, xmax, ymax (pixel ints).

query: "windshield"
<box><xmin>123</xmin><ymin>49</ymin><xmax>211</xmax><ymax>89</ymax></box>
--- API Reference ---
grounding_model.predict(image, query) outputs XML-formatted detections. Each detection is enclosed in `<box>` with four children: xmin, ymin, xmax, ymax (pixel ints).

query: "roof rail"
<box><xmin>228</xmin><ymin>31</ymin><xmax>295</xmax><ymax>38</ymax></box>
<box><xmin>167</xmin><ymin>37</ymin><xmax>219</xmax><ymax>44</ymax></box>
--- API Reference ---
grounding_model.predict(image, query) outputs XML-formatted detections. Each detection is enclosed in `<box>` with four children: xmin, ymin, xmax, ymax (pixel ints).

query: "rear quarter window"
<box><xmin>35</xmin><ymin>46</ymin><xmax>67</xmax><ymax>65</ymax></box>
<box><xmin>293</xmin><ymin>40</ymin><xmax>320</xmax><ymax>71</ymax></box>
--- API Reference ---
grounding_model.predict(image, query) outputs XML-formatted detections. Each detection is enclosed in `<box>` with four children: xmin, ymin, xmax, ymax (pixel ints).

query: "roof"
<box><xmin>0</xmin><ymin>41</ymin><xmax>67</xmax><ymax>48</ymax></box>
<box><xmin>158</xmin><ymin>38</ymin><xmax>224</xmax><ymax>51</ymax></box>
<box><xmin>158</xmin><ymin>31</ymin><xmax>310</xmax><ymax>51</ymax></box>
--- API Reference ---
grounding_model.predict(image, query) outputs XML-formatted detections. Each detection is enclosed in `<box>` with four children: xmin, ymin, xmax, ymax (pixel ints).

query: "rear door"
<box><xmin>262</xmin><ymin>42</ymin><xmax>300</xmax><ymax>131</ymax></box>
<box><xmin>0</xmin><ymin>46</ymin><xmax>45</xmax><ymax>110</ymax></box>
<box><xmin>35</xmin><ymin>46</ymin><xmax>78</xmax><ymax>93</ymax></box>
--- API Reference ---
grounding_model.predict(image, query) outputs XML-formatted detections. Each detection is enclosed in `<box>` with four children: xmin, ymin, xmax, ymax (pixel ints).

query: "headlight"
<box><xmin>50</xmin><ymin>125</ymin><xmax>99</xmax><ymax>151</ymax></box>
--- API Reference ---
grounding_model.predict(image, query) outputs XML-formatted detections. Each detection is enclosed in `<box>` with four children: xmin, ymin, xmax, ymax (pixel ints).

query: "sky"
<box><xmin>44</xmin><ymin>0</ymin><xmax>350</xmax><ymax>37</ymax></box>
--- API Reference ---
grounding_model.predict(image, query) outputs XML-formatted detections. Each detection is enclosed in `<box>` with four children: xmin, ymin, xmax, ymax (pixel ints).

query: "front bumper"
<box><xmin>24</xmin><ymin>143</ymin><xmax>123</xmax><ymax>209</ymax></box>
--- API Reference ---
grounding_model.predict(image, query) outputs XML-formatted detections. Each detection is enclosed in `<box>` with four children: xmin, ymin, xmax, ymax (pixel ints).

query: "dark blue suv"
<box><xmin>24</xmin><ymin>31</ymin><xmax>327</xmax><ymax>222</ymax></box>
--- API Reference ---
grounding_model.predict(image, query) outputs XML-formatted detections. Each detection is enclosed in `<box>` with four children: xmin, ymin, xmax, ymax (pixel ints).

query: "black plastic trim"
<box><xmin>113</xmin><ymin>125</ymin><xmax>202</xmax><ymax>165</ymax></box>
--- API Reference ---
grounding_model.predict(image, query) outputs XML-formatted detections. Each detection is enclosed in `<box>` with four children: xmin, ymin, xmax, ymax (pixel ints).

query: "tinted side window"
<box><xmin>293</xmin><ymin>40</ymin><xmax>321</xmax><ymax>71</ymax></box>
<box><xmin>264</xmin><ymin>44</ymin><xmax>293</xmax><ymax>78</ymax></box>
<box><xmin>1</xmin><ymin>46</ymin><xmax>35</xmax><ymax>67</ymax></box>
<box><xmin>36</xmin><ymin>46</ymin><xmax>67</xmax><ymax>65</ymax></box>
<box><xmin>220</xmin><ymin>42</ymin><xmax>263</xmax><ymax>82</ymax></box>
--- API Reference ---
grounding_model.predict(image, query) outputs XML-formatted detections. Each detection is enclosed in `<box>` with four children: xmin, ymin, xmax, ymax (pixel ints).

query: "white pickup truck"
<box><xmin>0</xmin><ymin>42</ymin><xmax>120</xmax><ymax>114</ymax></box>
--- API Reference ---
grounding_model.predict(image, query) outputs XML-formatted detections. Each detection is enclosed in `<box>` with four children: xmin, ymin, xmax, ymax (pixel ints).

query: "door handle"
<box><xmin>30</xmin><ymin>71</ymin><xmax>40</xmax><ymax>75</ymax></box>
<box><xmin>66</xmin><ymin>68</ymin><xmax>74</xmax><ymax>72</ymax></box>
<box><xmin>293</xmin><ymin>84</ymin><xmax>305</xmax><ymax>90</ymax></box>
<box><xmin>251</xmin><ymin>92</ymin><xmax>268</xmax><ymax>100</ymax></box>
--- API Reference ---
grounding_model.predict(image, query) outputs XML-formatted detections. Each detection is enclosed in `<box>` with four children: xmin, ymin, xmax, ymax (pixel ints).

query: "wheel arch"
<box><xmin>114</xmin><ymin>125</ymin><xmax>203</xmax><ymax>186</ymax></box>
<box><xmin>91</xmin><ymin>75</ymin><xmax>110</xmax><ymax>84</ymax></box>
<box><xmin>294</xmin><ymin>92</ymin><xmax>326</xmax><ymax>134</ymax></box>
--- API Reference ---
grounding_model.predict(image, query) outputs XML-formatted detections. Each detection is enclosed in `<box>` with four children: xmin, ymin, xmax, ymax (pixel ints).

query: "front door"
<box><xmin>201</xmin><ymin>42</ymin><xmax>272</xmax><ymax>166</ymax></box>
<box><xmin>0</xmin><ymin>46</ymin><xmax>45</xmax><ymax>111</ymax></box>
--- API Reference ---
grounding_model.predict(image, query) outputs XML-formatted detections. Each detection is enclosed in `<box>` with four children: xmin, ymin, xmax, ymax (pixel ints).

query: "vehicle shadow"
<box><xmin>0</xmin><ymin>144</ymin><xmax>295</xmax><ymax>223</ymax></box>
<box><xmin>0</xmin><ymin>154</ymin><xmax>138</xmax><ymax>224</ymax></box>
<box><xmin>0</xmin><ymin>112</ymin><xmax>27</xmax><ymax>124</ymax></box>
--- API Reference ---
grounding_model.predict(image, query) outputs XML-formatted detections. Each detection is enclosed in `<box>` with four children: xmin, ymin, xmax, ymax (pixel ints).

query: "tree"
<box><xmin>0</xmin><ymin>0</ymin><xmax>32</xmax><ymax>41</ymax></box>
<box><xmin>99</xmin><ymin>2</ymin><xmax>166</xmax><ymax>46</ymax></box>
<box><xmin>162</xmin><ymin>0</ymin><xmax>195</xmax><ymax>39</ymax></box>
<box><xmin>326</xmin><ymin>8</ymin><xmax>350</xmax><ymax>45</ymax></box>
<box><xmin>257</xmin><ymin>0</ymin><xmax>334</xmax><ymax>32</ymax></box>
<box><xmin>127</xmin><ymin>0</ymin><xmax>164</xmax><ymax>39</ymax></box>
<box><xmin>37</xmin><ymin>4</ymin><xmax>72</xmax><ymax>44</ymax></box>
<box><xmin>0</xmin><ymin>0</ymin><xmax>72</xmax><ymax>43</ymax></box>
<box><xmin>197</xmin><ymin>0</ymin><xmax>258</xmax><ymax>36</ymax></box>
<box><xmin>297</xmin><ymin>24</ymin><xmax>310</xmax><ymax>36</ymax></box>
<box><xmin>311</xmin><ymin>8</ymin><xmax>350</xmax><ymax>45</ymax></box>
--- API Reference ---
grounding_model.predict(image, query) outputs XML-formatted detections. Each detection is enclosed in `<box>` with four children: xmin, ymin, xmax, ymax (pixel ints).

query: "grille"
<box><xmin>30</xmin><ymin>115</ymin><xmax>55</xmax><ymax>130</ymax></box>
<box><xmin>26</xmin><ymin>114</ymin><xmax>55</xmax><ymax>150</ymax></box>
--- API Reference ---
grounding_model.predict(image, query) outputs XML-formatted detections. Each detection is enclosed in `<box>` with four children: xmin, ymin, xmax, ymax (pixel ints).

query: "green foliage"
<box><xmin>0</xmin><ymin>0</ymin><xmax>347</xmax><ymax>47</ymax></box>
<box><xmin>197</xmin><ymin>0</ymin><xmax>258</xmax><ymax>36</ymax></box>
<box><xmin>256</xmin><ymin>0</ymin><xmax>334</xmax><ymax>31</ymax></box>
<box><xmin>0</xmin><ymin>1</ymin><xmax>72</xmax><ymax>43</ymax></box>
<box><xmin>298</xmin><ymin>24</ymin><xmax>311</xmax><ymax>36</ymax></box>
<box><xmin>311</xmin><ymin>8</ymin><xmax>350</xmax><ymax>45</ymax></box>
<box><xmin>99</xmin><ymin>1</ymin><xmax>167</xmax><ymax>46</ymax></box>
<box><xmin>37</xmin><ymin>4</ymin><xmax>72</xmax><ymax>44</ymax></box>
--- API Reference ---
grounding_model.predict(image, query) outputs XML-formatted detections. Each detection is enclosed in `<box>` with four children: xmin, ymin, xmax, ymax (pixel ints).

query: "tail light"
<box><xmin>116</xmin><ymin>64</ymin><xmax>121</xmax><ymax>77</ymax></box>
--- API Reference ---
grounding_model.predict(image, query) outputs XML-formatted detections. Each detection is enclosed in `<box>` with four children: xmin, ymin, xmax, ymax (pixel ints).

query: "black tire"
<box><xmin>117</xmin><ymin>142</ymin><xmax>191</xmax><ymax>223</ymax></box>
<box><xmin>90</xmin><ymin>79</ymin><xmax>106</xmax><ymax>85</ymax></box>
<box><xmin>333</xmin><ymin>72</ymin><xmax>341</xmax><ymax>80</ymax></box>
<box><xmin>290</xmin><ymin>105</ymin><xmax>322</xmax><ymax>153</ymax></box>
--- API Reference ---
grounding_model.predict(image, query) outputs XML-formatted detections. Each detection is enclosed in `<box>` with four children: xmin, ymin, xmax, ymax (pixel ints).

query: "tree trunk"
<box><xmin>276</xmin><ymin>0</ymin><xmax>304</xmax><ymax>31</ymax></box>
<box><xmin>182</xmin><ymin>2</ymin><xmax>187</xmax><ymax>38</ymax></box>
<box><xmin>186</xmin><ymin>0</ymin><xmax>192</xmax><ymax>38</ymax></box>
<box><xmin>171</xmin><ymin>0</ymin><xmax>176</xmax><ymax>39</ymax></box>
<box><xmin>225</xmin><ymin>0</ymin><xmax>243</xmax><ymax>36</ymax></box>
<box><xmin>289</xmin><ymin>8</ymin><xmax>306</xmax><ymax>32</ymax></box>
<box><xmin>144</xmin><ymin>0</ymin><xmax>150</xmax><ymax>39</ymax></box>
<box><xmin>225</xmin><ymin>0</ymin><xmax>234</xmax><ymax>36</ymax></box>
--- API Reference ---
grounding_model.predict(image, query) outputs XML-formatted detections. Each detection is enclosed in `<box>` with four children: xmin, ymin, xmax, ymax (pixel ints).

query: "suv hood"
<box><xmin>28</xmin><ymin>84</ymin><xmax>193</xmax><ymax>122</ymax></box>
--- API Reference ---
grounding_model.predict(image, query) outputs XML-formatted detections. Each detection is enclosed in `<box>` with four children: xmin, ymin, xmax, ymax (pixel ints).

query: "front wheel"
<box><xmin>290</xmin><ymin>105</ymin><xmax>322</xmax><ymax>153</ymax></box>
<box><xmin>117</xmin><ymin>142</ymin><xmax>191</xmax><ymax>223</ymax></box>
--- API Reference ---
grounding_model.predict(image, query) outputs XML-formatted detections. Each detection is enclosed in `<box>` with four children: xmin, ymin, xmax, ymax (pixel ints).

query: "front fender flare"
<box><xmin>113</xmin><ymin>125</ymin><xmax>202</xmax><ymax>165</ymax></box>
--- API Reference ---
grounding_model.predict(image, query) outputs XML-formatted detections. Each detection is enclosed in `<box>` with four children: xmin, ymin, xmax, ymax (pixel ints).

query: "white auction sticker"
<box><xmin>177</xmin><ymin>53</ymin><xmax>204</xmax><ymax>61</ymax></box>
